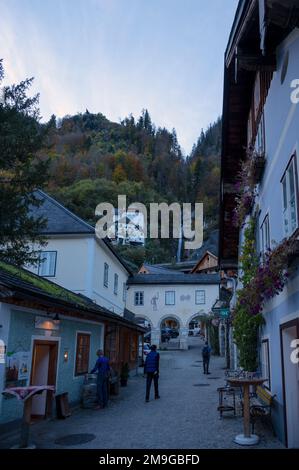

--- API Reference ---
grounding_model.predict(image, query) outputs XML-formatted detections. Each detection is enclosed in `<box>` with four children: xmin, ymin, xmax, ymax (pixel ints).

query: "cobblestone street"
<box><xmin>0</xmin><ymin>338</ymin><xmax>284</xmax><ymax>449</ymax></box>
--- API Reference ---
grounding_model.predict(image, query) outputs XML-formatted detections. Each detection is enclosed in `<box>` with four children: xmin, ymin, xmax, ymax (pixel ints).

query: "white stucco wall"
<box><xmin>236</xmin><ymin>28</ymin><xmax>299</xmax><ymax>445</ymax></box>
<box><xmin>126</xmin><ymin>282</ymin><xmax>219</xmax><ymax>348</ymax></box>
<box><xmin>28</xmin><ymin>235</ymin><xmax>129</xmax><ymax>316</ymax></box>
<box><xmin>92</xmin><ymin>239</ymin><xmax>129</xmax><ymax>315</ymax></box>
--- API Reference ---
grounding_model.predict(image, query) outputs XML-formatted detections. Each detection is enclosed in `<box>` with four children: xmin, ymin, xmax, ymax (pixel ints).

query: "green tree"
<box><xmin>0</xmin><ymin>60</ymin><xmax>49</xmax><ymax>266</ymax></box>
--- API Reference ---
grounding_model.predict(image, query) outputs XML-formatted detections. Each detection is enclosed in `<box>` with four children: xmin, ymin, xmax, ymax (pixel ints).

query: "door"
<box><xmin>281</xmin><ymin>319</ymin><xmax>299</xmax><ymax>448</ymax></box>
<box><xmin>30</xmin><ymin>340</ymin><xmax>58</xmax><ymax>418</ymax></box>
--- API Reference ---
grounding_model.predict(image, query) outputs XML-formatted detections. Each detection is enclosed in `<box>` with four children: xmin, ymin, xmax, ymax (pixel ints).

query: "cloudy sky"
<box><xmin>0</xmin><ymin>0</ymin><xmax>238</xmax><ymax>154</ymax></box>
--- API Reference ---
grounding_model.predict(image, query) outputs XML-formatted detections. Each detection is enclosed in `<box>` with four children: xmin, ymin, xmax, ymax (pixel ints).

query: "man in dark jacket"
<box><xmin>144</xmin><ymin>345</ymin><xmax>160</xmax><ymax>402</ymax></box>
<box><xmin>202</xmin><ymin>341</ymin><xmax>212</xmax><ymax>374</ymax></box>
<box><xmin>90</xmin><ymin>349</ymin><xmax>110</xmax><ymax>409</ymax></box>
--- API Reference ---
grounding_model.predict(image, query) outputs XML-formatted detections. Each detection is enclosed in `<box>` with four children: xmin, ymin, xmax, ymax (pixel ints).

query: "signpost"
<box><xmin>219</xmin><ymin>308</ymin><xmax>230</xmax><ymax>318</ymax></box>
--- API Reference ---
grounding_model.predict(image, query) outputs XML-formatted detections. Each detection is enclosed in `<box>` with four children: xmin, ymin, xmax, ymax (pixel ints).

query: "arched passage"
<box><xmin>186</xmin><ymin>312</ymin><xmax>206</xmax><ymax>337</ymax></box>
<box><xmin>135</xmin><ymin>315</ymin><xmax>152</xmax><ymax>343</ymax></box>
<box><xmin>158</xmin><ymin>314</ymin><xmax>182</xmax><ymax>344</ymax></box>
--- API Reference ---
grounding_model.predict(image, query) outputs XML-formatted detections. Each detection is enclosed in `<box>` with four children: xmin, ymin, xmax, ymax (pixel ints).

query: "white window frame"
<box><xmin>38</xmin><ymin>251</ymin><xmax>57</xmax><ymax>277</ymax></box>
<box><xmin>104</xmin><ymin>262</ymin><xmax>109</xmax><ymax>288</ymax></box>
<box><xmin>195</xmin><ymin>290</ymin><xmax>205</xmax><ymax>305</ymax></box>
<box><xmin>114</xmin><ymin>273</ymin><xmax>118</xmax><ymax>295</ymax></box>
<box><xmin>281</xmin><ymin>154</ymin><xmax>298</xmax><ymax>237</ymax></box>
<box><xmin>255</xmin><ymin>112</ymin><xmax>265</xmax><ymax>155</ymax></box>
<box><xmin>260</xmin><ymin>213</ymin><xmax>270</xmax><ymax>256</ymax></box>
<box><xmin>123</xmin><ymin>282</ymin><xmax>127</xmax><ymax>302</ymax></box>
<box><xmin>134</xmin><ymin>291</ymin><xmax>144</xmax><ymax>306</ymax></box>
<box><xmin>165</xmin><ymin>291</ymin><xmax>175</xmax><ymax>306</ymax></box>
<box><xmin>261</xmin><ymin>338</ymin><xmax>271</xmax><ymax>390</ymax></box>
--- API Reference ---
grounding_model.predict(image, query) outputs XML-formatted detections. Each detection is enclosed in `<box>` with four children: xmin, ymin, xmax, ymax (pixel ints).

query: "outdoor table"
<box><xmin>227</xmin><ymin>377</ymin><xmax>266</xmax><ymax>446</ymax></box>
<box><xmin>2</xmin><ymin>385</ymin><xmax>55</xmax><ymax>448</ymax></box>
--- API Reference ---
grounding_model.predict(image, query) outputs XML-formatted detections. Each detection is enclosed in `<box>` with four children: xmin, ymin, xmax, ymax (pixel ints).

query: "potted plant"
<box><xmin>120</xmin><ymin>363</ymin><xmax>129</xmax><ymax>387</ymax></box>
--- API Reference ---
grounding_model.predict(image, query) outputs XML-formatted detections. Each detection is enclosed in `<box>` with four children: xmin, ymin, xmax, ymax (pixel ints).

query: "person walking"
<box><xmin>90</xmin><ymin>349</ymin><xmax>110</xmax><ymax>410</ymax></box>
<box><xmin>202</xmin><ymin>341</ymin><xmax>211</xmax><ymax>374</ymax></box>
<box><xmin>144</xmin><ymin>344</ymin><xmax>160</xmax><ymax>402</ymax></box>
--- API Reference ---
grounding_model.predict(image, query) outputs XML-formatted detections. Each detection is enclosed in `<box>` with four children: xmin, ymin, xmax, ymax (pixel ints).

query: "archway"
<box><xmin>135</xmin><ymin>315</ymin><xmax>152</xmax><ymax>343</ymax></box>
<box><xmin>159</xmin><ymin>316</ymin><xmax>181</xmax><ymax>344</ymax></box>
<box><xmin>186</xmin><ymin>312</ymin><xmax>206</xmax><ymax>338</ymax></box>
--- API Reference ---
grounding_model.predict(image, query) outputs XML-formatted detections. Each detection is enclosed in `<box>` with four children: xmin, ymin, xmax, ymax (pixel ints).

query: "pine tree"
<box><xmin>0</xmin><ymin>60</ymin><xmax>49</xmax><ymax>266</ymax></box>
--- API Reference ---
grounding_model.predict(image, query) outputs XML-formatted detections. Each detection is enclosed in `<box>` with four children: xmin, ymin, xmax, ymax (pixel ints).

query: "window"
<box><xmin>75</xmin><ymin>333</ymin><xmax>90</xmax><ymax>376</ymax></box>
<box><xmin>114</xmin><ymin>273</ymin><xmax>118</xmax><ymax>295</ymax></box>
<box><xmin>195</xmin><ymin>290</ymin><xmax>205</xmax><ymax>304</ymax></box>
<box><xmin>282</xmin><ymin>155</ymin><xmax>298</xmax><ymax>236</ymax></box>
<box><xmin>123</xmin><ymin>282</ymin><xmax>127</xmax><ymax>302</ymax></box>
<box><xmin>261</xmin><ymin>339</ymin><xmax>271</xmax><ymax>389</ymax></box>
<box><xmin>260</xmin><ymin>214</ymin><xmax>270</xmax><ymax>256</ymax></box>
<box><xmin>255</xmin><ymin>113</ymin><xmax>265</xmax><ymax>154</ymax></box>
<box><xmin>134</xmin><ymin>291</ymin><xmax>144</xmax><ymax>306</ymax></box>
<box><xmin>253</xmin><ymin>72</ymin><xmax>261</xmax><ymax>121</ymax></box>
<box><xmin>104</xmin><ymin>263</ymin><xmax>109</xmax><ymax>287</ymax></box>
<box><xmin>165</xmin><ymin>291</ymin><xmax>175</xmax><ymax>305</ymax></box>
<box><xmin>38</xmin><ymin>251</ymin><xmax>57</xmax><ymax>277</ymax></box>
<box><xmin>247</xmin><ymin>109</ymin><xmax>253</xmax><ymax>146</ymax></box>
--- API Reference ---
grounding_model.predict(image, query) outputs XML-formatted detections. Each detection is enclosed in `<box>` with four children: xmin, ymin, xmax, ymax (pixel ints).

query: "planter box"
<box><xmin>252</xmin><ymin>154</ymin><xmax>266</xmax><ymax>184</ymax></box>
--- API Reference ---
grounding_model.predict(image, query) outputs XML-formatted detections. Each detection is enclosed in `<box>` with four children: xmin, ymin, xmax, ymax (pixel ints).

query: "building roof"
<box><xmin>0</xmin><ymin>261</ymin><xmax>143</xmax><ymax>332</ymax></box>
<box><xmin>31</xmin><ymin>190</ymin><xmax>95</xmax><ymax>235</ymax></box>
<box><xmin>30</xmin><ymin>190</ymin><xmax>132</xmax><ymax>275</ymax></box>
<box><xmin>190</xmin><ymin>251</ymin><xmax>218</xmax><ymax>274</ymax></box>
<box><xmin>127</xmin><ymin>273</ymin><xmax>220</xmax><ymax>285</ymax></box>
<box><xmin>151</xmin><ymin>231</ymin><xmax>219</xmax><ymax>273</ymax></box>
<box><xmin>139</xmin><ymin>263</ymin><xmax>184</xmax><ymax>275</ymax></box>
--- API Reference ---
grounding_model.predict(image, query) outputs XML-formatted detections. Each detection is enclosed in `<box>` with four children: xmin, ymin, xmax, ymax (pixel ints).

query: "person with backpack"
<box><xmin>202</xmin><ymin>341</ymin><xmax>212</xmax><ymax>374</ymax></box>
<box><xmin>144</xmin><ymin>344</ymin><xmax>160</xmax><ymax>402</ymax></box>
<box><xmin>90</xmin><ymin>349</ymin><xmax>110</xmax><ymax>409</ymax></box>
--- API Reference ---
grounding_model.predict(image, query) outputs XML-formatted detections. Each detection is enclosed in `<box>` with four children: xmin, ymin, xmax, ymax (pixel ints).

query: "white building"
<box><xmin>126</xmin><ymin>273</ymin><xmax>220</xmax><ymax>349</ymax></box>
<box><xmin>107</xmin><ymin>207</ymin><xmax>145</xmax><ymax>246</ymax></box>
<box><xmin>28</xmin><ymin>190</ymin><xmax>131</xmax><ymax>316</ymax></box>
<box><xmin>220</xmin><ymin>0</ymin><xmax>299</xmax><ymax>447</ymax></box>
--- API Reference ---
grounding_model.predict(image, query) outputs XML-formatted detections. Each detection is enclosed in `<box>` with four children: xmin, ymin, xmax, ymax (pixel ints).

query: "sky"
<box><xmin>0</xmin><ymin>0</ymin><xmax>238</xmax><ymax>154</ymax></box>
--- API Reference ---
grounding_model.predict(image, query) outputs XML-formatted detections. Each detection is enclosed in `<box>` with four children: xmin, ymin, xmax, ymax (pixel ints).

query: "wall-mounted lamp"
<box><xmin>53</xmin><ymin>313</ymin><xmax>60</xmax><ymax>325</ymax></box>
<box><xmin>63</xmin><ymin>349</ymin><xmax>69</xmax><ymax>362</ymax></box>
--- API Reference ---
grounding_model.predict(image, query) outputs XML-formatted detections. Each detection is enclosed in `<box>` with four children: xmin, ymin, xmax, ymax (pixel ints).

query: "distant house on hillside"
<box><xmin>190</xmin><ymin>251</ymin><xmax>218</xmax><ymax>274</ymax></box>
<box><xmin>107</xmin><ymin>207</ymin><xmax>145</xmax><ymax>247</ymax></box>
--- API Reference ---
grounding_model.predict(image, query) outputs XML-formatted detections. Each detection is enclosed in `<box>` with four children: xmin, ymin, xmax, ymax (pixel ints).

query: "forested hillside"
<box><xmin>40</xmin><ymin>110</ymin><xmax>221</xmax><ymax>266</ymax></box>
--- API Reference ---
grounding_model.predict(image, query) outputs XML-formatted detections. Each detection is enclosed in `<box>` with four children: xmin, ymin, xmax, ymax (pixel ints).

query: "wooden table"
<box><xmin>2</xmin><ymin>385</ymin><xmax>55</xmax><ymax>448</ymax></box>
<box><xmin>227</xmin><ymin>377</ymin><xmax>266</xmax><ymax>446</ymax></box>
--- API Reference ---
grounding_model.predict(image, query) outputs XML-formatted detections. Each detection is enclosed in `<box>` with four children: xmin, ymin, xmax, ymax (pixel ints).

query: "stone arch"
<box><xmin>134</xmin><ymin>314</ymin><xmax>154</xmax><ymax>329</ymax></box>
<box><xmin>185</xmin><ymin>310</ymin><xmax>206</xmax><ymax>328</ymax></box>
<box><xmin>158</xmin><ymin>313</ymin><xmax>183</xmax><ymax>330</ymax></box>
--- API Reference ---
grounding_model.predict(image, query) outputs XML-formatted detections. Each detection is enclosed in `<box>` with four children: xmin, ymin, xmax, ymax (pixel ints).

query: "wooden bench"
<box><xmin>249</xmin><ymin>385</ymin><xmax>276</xmax><ymax>434</ymax></box>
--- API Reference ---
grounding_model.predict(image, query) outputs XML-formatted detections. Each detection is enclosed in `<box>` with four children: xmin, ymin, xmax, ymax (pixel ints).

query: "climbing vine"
<box><xmin>233</xmin><ymin>218</ymin><xmax>296</xmax><ymax>371</ymax></box>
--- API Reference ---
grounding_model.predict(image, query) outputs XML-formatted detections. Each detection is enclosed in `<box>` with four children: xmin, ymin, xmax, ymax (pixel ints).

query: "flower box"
<box><xmin>252</xmin><ymin>153</ymin><xmax>266</xmax><ymax>184</ymax></box>
<box><xmin>287</xmin><ymin>238</ymin><xmax>299</xmax><ymax>267</ymax></box>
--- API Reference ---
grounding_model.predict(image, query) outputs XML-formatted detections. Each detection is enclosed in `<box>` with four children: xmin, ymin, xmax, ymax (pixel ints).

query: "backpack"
<box><xmin>202</xmin><ymin>346</ymin><xmax>210</xmax><ymax>359</ymax></box>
